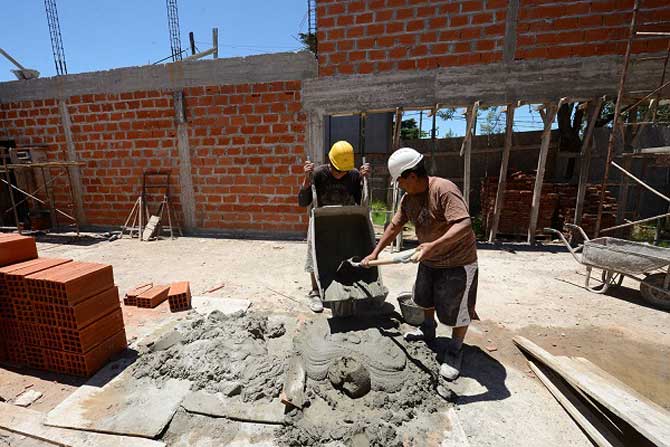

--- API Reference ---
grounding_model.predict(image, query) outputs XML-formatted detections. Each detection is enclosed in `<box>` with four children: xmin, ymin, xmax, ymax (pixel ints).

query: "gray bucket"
<box><xmin>397</xmin><ymin>292</ymin><xmax>424</xmax><ymax>326</ymax></box>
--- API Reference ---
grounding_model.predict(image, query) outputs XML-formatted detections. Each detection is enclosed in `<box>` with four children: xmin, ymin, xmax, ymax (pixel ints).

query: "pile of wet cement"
<box><xmin>131</xmin><ymin>310</ymin><xmax>287</xmax><ymax>402</ymax></box>
<box><xmin>276</xmin><ymin>318</ymin><xmax>450</xmax><ymax>447</ymax></box>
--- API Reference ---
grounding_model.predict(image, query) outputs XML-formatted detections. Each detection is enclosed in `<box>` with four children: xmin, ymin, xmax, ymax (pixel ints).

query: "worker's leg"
<box><xmin>304</xmin><ymin>221</ymin><xmax>323</xmax><ymax>313</ymax></box>
<box><xmin>405</xmin><ymin>264</ymin><xmax>437</xmax><ymax>342</ymax></box>
<box><xmin>434</xmin><ymin>263</ymin><xmax>478</xmax><ymax>381</ymax></box>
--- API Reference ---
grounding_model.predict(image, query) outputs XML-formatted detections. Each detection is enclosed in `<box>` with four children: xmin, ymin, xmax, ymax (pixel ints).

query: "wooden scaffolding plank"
<box><xmin>488</xmin><ymin>103</ymin><xmax>515</xmax><ymax>243</ymax></box>
<box><xmin>461</xmin><ymin>101</ymin><xmax>479</xmax><ymax>207</ymax></box>
<box><xmin>574</xmin><ymin>97</ymin><xmax>604</xmax><ymax>227</ymax></box>
<box><xmin>528</xmin><ymin>99</ymin><xmax>563</xmax><ymax>244</ymax></box>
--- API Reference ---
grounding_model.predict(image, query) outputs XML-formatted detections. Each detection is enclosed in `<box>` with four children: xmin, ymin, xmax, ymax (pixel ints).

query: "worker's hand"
<box><xmin>360</xmin><ymin>252</ymin><xmax>378</xmax><ymax>267</ymax></box>
<box><xmin>412</xmin><ymin>242</ymin><xmax>437</xmax><ymax>262</ymax></box>
<box><xmin>359</xmin><ymin>163</ymin><xmax>371</xmax><ymax>178</ymax></box>
<box><xmin>303</xmin><ymin>160</ymin><xmax>314</xmax><ymax>178</ymax></box>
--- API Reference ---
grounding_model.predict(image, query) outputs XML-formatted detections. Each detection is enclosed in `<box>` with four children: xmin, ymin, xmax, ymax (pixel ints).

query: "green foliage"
<box><xmin>479</xmin><ymin>107</ymin><xmax>504</xmax><ymax>135</ymax></box>
<box><xmin>436</xmin><ymin>108</ymin><xmax>456</xmax><ymax>121</ymax></box>
<box><xmin>470</xmin><ymin>215</ymin><xmax>485</xmax><ymax>240</ymax></box>
<box><xmin>370</xmin><ymin>200</ymin><xmax>389</xmax><ymax>226</ymax></box>
<box><xmin>299</xmin><ymin>32</ymin><xmax>317</xmax><ymax>53</ymax></box>
<box><xmin>401</xmin><ymin>118</ymin><xmax>430</xmax><ymax>139</ymax></box>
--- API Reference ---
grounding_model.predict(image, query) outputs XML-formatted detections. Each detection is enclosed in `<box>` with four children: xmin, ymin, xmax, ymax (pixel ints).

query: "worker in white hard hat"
<box><xmin>298</xmin><ymin>140</ymin><xmax>370</xmax><ymax>313</ymax></box>
<box><xmin>362</xmin><ymin>147</ymin><xmax>478</xmax><ymax>381</ymax></box>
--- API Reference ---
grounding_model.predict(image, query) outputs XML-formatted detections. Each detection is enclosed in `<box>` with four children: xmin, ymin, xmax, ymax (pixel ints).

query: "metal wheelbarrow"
<box><xmin>308</xmin><ymin>163</ymin><xmax>388</xmax><ymax>318</ymax></box>
<box><xmin>545</xmin><ymin>224</ymin><xmax>670</xmax><ymax>310</ymax></box>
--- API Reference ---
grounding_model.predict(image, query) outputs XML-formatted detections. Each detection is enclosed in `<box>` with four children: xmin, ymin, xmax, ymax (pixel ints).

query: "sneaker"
<box><xmin>404</xmin><ymin>319</ymin><xmax>437</xmax><ymax>342</ymax></box>
<box><xmin>307</xmin><ymin>290</ymin><xmax>323</xmax><ymax>313</ymax></box>
<box><xmin>439</xmin><ymin>348</ymin><xmax>463</xmax><ymax>381</ymax></box>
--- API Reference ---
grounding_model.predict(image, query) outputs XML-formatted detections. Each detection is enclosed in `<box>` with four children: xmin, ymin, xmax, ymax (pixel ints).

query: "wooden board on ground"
<box><xmin>441</xmin><ymin>408</ymin><xmax>470</xmax><ymax>447</ymax></box>
<box><xmin>528</xmin><ymin>360</ymin><xmax>623</xmax><ymax>447</ymax></box>
<box><xmin>514</xmin><ymin>336</ymin><xmax>670</xmax><ymax>447</ymax></box>
<box><xmin>281</xmin><ymin>356</ymin><xmax>306</xmax><ymax>409</ymax></box>
<box><xmin>142</xmin><ymin>215</ymin><xmax>161</xmax><ymax>240</ymax></box>
<box><xmin>46</xmin><ymin>356</ymin><xmax>191</xmax><ymax>439</ymax></box>
<box><xmin>0</xmin><ymin>402</ymin><xmax>165</xmax><ymax>447</ymax></box>
<box><xmin>181</xmin><ymin>390</ymin><xmax>285</xmax><ymax>425</ymax></box>
<box><xmin>191</xmin><ymin>296</ymin><xmax>251</xmax><ymax>316</ymax></box>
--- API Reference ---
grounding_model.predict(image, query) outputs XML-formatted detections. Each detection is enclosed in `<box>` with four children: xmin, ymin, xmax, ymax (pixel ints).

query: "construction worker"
<box><xmin>362</xmin><ymin>147</ymin><xmax>478</xmax><ymax>380</ymax></box>
<box><xmin>298</xmin><ymin>140</ymin><xmax>370</xmax><ymax>313</ymax></box>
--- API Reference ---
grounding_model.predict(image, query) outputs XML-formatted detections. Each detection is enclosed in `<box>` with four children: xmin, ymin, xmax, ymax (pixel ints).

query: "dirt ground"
<box><xmin>1</xmin><ymin>232</ymin><xmax>669</xmax><ymax>446</ymax></box>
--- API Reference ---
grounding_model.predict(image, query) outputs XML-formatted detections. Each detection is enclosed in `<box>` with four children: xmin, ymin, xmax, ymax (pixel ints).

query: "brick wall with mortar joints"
<box><xmin>0</xmin><ymin>81</ymin><xmax>309</xmax><ymax>233</ymax></box>
<box><xmin>183</xmin><ymin>80</ymin><xmax>307</xmax><ymax>233</ymax></box>
<box><xmin>316</xmin><ymin>0</ymin><xmax>507</xmax><ymax>76</ymax></box>
<box><xmin>515</xmin><ymin>0</ymin><xmax>670</xmax><ymax>60</ymax></box>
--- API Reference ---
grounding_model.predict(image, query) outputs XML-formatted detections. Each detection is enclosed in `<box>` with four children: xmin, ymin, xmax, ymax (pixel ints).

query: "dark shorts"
<box><xmin>413</xmin><ymin>262</ymin><xmax>479</xmax><ymax>327</ymax></box>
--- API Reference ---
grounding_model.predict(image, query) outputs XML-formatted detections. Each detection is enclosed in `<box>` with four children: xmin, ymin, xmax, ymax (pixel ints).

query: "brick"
<box><xmin>136</xmin><ymin>285</ymin><xmax>170</xmax><ymax>308</ymax></box>
<box><xmin>35</xmin><ymin>286</ymin><xmax>121</xmax><ymax>330</ymax></box>
<box><xmin>124</xmin><ymin>283</ymin><xmax>153</xmax><ymax>306</ymax></box>
<box><xmin>26</xmin><ymin>262</ymin><xmax>115</xmax><ymax>306</ymax></box>
<box><xmin>0</xmin><ymin>235</ymin><xmax>38</xmax><ymax>267</ymax></box>
<box><xmin>44</xmin><ymin>330</ymin><xmax>127</xmax><ymax>377</ymax></box>
<box><xmin>168</xmin><ymin>281</ymin><xmax>191</xmax><ymax>312</ymax></box>
<box><xmin>61</xmin><ymin>308</ymin><xmax>125</xmax><ymax>353</ymax></box>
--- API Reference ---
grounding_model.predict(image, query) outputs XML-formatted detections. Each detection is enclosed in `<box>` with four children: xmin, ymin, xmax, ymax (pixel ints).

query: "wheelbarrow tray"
<box><xmin>310</xmin><ymin>204</ymin><xmax>388</xmax><ymax>303</ymax></box>
<box><xmin>582</xmin><ymin>237</ymin><xmax>670</xmax><ymax>276</ymax></box>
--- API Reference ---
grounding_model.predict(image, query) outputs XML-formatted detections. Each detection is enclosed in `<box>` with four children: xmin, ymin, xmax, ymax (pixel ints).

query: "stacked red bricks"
<box><xmin>481</xmin><ymin>172</ymin><xmax>618</xmax><ymax>238</ymax></box>
<box><xmin>0</xmin><ymin>234</ymin><xmax>127</xmax><ymax>377</ymax></box>
<box><xmin>123</xmin><ymin>281</ymin><xmax>191</xmax><ymax>312</ymax></box>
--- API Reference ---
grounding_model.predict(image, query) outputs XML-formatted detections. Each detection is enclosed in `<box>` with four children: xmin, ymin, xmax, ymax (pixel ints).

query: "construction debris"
<box><xmin>12</xmin><ymin>389</ymin><xmax>42</xmax><ymax>408</ymax></box>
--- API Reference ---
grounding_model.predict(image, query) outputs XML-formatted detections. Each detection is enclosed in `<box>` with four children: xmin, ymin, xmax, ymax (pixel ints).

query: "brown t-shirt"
<box><xmin>391</xmin><ymin>177</ymin><xmax>477</xmax><ymax>268</ymax></box>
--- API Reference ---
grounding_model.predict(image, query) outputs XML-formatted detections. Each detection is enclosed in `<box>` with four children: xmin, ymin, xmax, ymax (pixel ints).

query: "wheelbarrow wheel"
<box><xmin>640</xmin><ymin>274</ymin><xmax>670</xmax><ymax>311</ymax></box>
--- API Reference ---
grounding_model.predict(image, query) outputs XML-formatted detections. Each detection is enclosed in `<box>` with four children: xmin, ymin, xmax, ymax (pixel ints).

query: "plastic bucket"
<box><xmin>397</xmin><ymin>292</ymin><xmax>424</xmax><ymax>326</ymax></box>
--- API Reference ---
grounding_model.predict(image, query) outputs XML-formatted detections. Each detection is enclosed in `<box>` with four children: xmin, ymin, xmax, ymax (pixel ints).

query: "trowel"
<box><xmin>336</xmin><ymin>248</ymin><xmax>419</xmax><ymax>274</ymax></box>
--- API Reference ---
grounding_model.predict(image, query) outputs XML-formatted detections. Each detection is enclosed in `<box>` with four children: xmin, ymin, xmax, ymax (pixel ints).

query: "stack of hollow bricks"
<box><xmin>0</xmin><ymin>234</ymin><xmax>127</xmax><ymax>377</ymax></box>
<box><xmin>0</xmin><ymin>81</ymin><xmax>307</xmax><ymax>234</ymax></box>
<box><xmin>123</xmin><ymin>282</ymin><xmax>190</xmax><ymax>312</ymax></box>
<box><xmin>316</xmin><ymin>0</ymin><xmax>670</xmax><ymax>77</ymax></box>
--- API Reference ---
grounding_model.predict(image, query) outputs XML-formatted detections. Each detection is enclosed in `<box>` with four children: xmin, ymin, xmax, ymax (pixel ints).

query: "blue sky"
<box><xmin>0</xmin><ymin>1</ymin><xmax>552</xmax><ymax>134</ymax></box>
<box><xmin>0</xmin><ymin>1</ymin><xmax>307</xmax><ymax>80</ymax></box>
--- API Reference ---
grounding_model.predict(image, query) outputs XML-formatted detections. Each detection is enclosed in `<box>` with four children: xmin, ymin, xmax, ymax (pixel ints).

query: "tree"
<box><xmin>400</xmin><ymin>118</ymin><xmax>429</xmax><ymax>140</ymax></box>
<box><xmin>299</xmin><ymin>33</ymin><xmax>317</xmax><ymax>53</ymax></box>
<box><xmin>479</xmin><ymin>107</ymin><xmax>505</xmax><ymax>135</ymax></box>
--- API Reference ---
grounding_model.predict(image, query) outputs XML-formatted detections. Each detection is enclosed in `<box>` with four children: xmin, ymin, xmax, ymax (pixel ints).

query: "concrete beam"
<box><xmin>173</xmin><ymin>91</ymin><xmax>197</xmax><ymax>231</ymax></box>
<box><xmin>0</xmin><ymin>52</ymin><xmax>317</xmax><ymax>103</ymax></box>
<box><xmin>302</xmin><ymin>55</ymin><xmax>665</xmax><ymax>114</ymax></box>
<box><xmin>57</xmin><ymin>100</ymin><xmax>87</xmax><ymax>225</ymax></box>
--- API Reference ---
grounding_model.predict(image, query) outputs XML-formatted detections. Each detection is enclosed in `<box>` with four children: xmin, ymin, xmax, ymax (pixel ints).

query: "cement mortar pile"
<box><xmin>131</xmin><ymin>310</ymin><xmax>287</xmax><ymax>402</ymax></box>
<box><xmin>276</xmin><ymin>318</ymin><xmax>451</xmax><ymax>447</ymax></box>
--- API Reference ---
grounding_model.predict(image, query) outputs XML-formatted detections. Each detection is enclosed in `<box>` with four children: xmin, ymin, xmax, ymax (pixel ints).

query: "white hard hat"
<box><xmin>388</xmin><ymin>147</ymin><xmax>424</xmax><ymax>182</ymax></box>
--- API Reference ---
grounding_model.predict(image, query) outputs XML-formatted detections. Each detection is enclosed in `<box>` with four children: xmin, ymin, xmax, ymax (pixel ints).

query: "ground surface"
<box><xmin>1</xmin><ymin>232</ymin><xmax>669</xmax><ymax>446</ymax></box>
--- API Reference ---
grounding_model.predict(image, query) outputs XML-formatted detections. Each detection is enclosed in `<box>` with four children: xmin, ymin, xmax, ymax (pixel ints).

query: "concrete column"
<box><xmin>306</xmin><ymin>109</ymin><xmax>325</xmax><ymax>164</ymax></box>
<box><xmin>58</xmin><ymin>100</ymin><xmax>87</xmax><ymax>226</ymax></box>
<box><xmin>503</xmin><ymin>0</ymin><xmax>520</xmax><ymax>64</ymax></box>
<box><xmin>173</xmin><ymin>91</ymin><xmax>197</xmax><ymax>230</ymax></box>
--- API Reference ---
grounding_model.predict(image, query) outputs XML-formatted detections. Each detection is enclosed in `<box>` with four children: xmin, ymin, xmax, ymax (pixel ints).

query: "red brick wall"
<box><xmin>0</xmin><ymin>81</ymin><xmax>308</xmax><ymax>234</ymax></box>
<box><xmin>183</xmin><ymin>81</ymin><xmax>307</xmax><ymax>232</ymax></box>
<box><xmin>516</xmin><ymin>0</ymin><xmax>670</xmax><ymax>60</ymax></box>
<box><xmin>315</xmin><ymin>0</ymin><xmax>670</xmax><ymax>77</ymax></box>
<box><xmin>316</xmin><ymin>0</ymin><xmax>507</xmax><ymax>76</ymax></box>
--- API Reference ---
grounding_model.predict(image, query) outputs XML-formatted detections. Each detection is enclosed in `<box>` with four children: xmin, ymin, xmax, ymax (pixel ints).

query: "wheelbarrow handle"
<box><xmin>544</xmin><ymin>227</ymin><xmax>582</xmax><ymax>264</ymax></box>
<box><xmin>563</xmin><ymin>223</ymin><xmax>590</xmax><ymax>242</ymax></box>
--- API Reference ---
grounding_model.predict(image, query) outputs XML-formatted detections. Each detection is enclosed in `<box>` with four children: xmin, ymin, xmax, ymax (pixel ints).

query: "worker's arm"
<box><xmin>298</xmin><ymin>161</ymin><xmax>315</xmax><ymax>207</ymax></box>
<box><xmin>413</xmin><ymin>218</ymin><xmax>472</xmax><ymax>262</ymax></box>
<box><xmin>361</xmin><ymin>220</ymin><xmax>404</xmax><ymax>265</ymax></box>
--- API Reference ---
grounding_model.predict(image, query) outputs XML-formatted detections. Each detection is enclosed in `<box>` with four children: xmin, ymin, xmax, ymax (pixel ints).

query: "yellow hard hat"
<box><xmin>328</xmin><ymin>140</ymin><xmax>355</xmax><ymax>171</ymax></box>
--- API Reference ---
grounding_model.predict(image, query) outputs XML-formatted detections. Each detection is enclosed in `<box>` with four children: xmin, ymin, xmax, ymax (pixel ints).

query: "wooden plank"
<box><xmin>513</xmin><ymin>336</ymin><xmax>670</xmax><ymax>447</ymax></box>
<box><xmin>574</xmin><ymin>97</ymin><xmax>604</xmax><ymax>226</ymax></box>
<box><xmin>528</xmin><ymin>361</ymin><xmax>623</xmax><ymax>447</ymax></box>
<box><xmin>527</xmin><ymin>99</ymin><xmax>564</xmax><ymax>244</ymax></box>
<box><xmin>281</xmin><ymin>355</ymin><xmax>306</xmax><ymax>409</ymax></box>
<box><xmin>488</xmin><ymin>103</ymin><xmax>515</xmax><ymax>242</ymax></box>
<box><xmin>461</xmin><ymin>101</ymin><xmax>480</xmax><ymax>207</ymax></box>
<box><xmin>611</xmin><ymin>161</ymin><xmax>670</xmax><ymax>203</ymax></box>
<box><xmin>616</xmin><ymin>158</ymin><xmax>632</xmax><ymax>225</ymax></box>
<box><xmin>0</xmin><ymin>402</ymin><xmax>164</xmax><ymax>447</ymax></box>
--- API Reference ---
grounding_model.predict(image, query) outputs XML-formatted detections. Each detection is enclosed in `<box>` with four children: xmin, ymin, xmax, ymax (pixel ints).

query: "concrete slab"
<box><xmin>13</xmin><ymin>390</ymin><xmax>43</xmax><ymax>407</ymax></box>
<box><xmin>45</xmin><ymin>357</ymin><xmax>190</xmax><ymax>438</ymax></box>
<box><xmin>191</xmin><ymin>296</ymin><xmax>251</xmax><ymax>316</ymax></box>
<box><xmin>0</xmin><ymin>402</ymin><xmax>165</xmax><ymax>447</ymax></box>
<box><xmin>182</xmin><ymin>390</ymin><xmax>285</xmax><ymax>425</ymax></box>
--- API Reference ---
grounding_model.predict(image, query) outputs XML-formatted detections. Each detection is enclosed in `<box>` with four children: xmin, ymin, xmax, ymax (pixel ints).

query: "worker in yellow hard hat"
<box><xmin>298</xmin><ymin>140</ymin><xmax>370</xmax><ymax>312</ymax></box>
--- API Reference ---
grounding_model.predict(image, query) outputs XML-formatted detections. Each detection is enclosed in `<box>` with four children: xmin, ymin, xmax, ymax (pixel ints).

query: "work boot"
<box><xmin>439</xmin><ymin>348</ymin><xmax>464</xmax><ymax>381</ymax></box>
<box><xmin>404</xmin><ymin>319</ymin><xmax>437</xmax><ymax>342</ymax></box>
<box><xmin>307</xmin><ymin>290</ymin><xmax>323</xmax><ymax>313</ymax></box>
